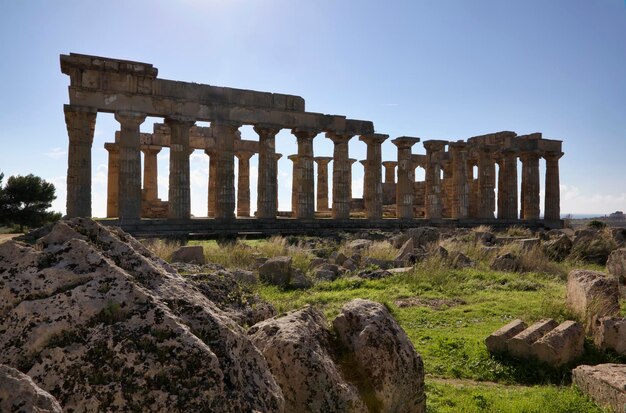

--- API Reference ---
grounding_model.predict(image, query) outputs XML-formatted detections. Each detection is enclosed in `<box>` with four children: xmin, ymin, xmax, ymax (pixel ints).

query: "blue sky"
<box><xmin>1</xmin><ymin>0</ymin><xmax>624</xmax><ymax>217</ymax></box>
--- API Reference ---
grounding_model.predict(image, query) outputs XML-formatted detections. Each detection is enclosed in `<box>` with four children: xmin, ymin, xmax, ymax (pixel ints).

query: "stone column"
<box><xmin>360</xmin><ymin>133</ymin><xmax>388</xmax><ymax>219</ymax></box>
<box><xmin>326</xmin><ymin>133</ymin><xmax>353</xmax><ymax>219</ymax></box>
<box><xmin>274</xmin><ymin>153</ymin><xmax>282</xmax><ymax>211</ymax></box>
<box><xmin>423</xmin><ymin>140</ymin><xmax>447</xmax><ymax>220</ymax></box>
<box><xmin>382</xmin><ymin>161</ymin><xmax>397</xmax><ymax>183</ymax></box>
<box><xmin>392</xmin><ymin>137</ymin><xmax>420</xmax><ymax>219</ymax></box>
<box><xmin>292</xmin><ymin>129</ymin><xmax>317</xmax><ymax>219</ymax></box>
<box><xmin>235</xmin><ymin>150</ymin><xmax>254</xmax><ymax>217</ymax></box>
<box><xmin>104</xmin><ymin>143</ymin><xmax>119</xmax><ymax>218</ymax></box>
<box><xmin>544</xmin><ymin>151</ymin><xmax>563</xmax><ymax>221</ymax></box>
<box><xmin>165</xmin><ymin>118</ymin><xmax>194</xmax><ymax>220</ymax></box>
<box><xmin>348</xmin><ymin>158</ymin><xmax>357</xmax><ymax>201</ymax></box>
<box><xmin>115</xmin><ymin>111</ymin><xmax>146</xmax><ymax>221</ymax></box>
<box><xmin>359</xmin><ymin>160</ymin><xmax>367</xmax><ymax>203</ymax></box>
<box><xmin>288</xmin><ymin>154</ymin><xmax>299</xmax><ymax>216</ymax></box>
<box><xmin>205</xmin><ymin>149</ymin><xmax>217</xmax><ymax>217</ymax></box>
<box><xmin>212</xmin><ymin>121</ymin><xmax>240</xmax><ymax>220</ymax></box>
<box><xmin>498</xmin><ymin>149</ymin><xmax>519</xmax><ymax>220</ymax></box>
<box><xmin>449</xmin><ymin>141</ymin><xmax>469</xmax><ymax>219</ymax></box>
<box><xmin>141</xmin><ymin>145</ymin><xmax>161</xmax><ymax>203</ymax></box>
<box><xmin>64</xmin><ymin>105</ymin><xmax>97</xmax><ymax>218</ymax></box>
<box><xmin>314</xmin><ymin>157</ymin><xmax>333</xmax><ymax>212</ymax></box>
<box><xmin>254</xmin><ymin>125</ymin><xmax>281</xmax><ymax>219</ymax></box>
<box><xmin>477</xmin><ymin>146</ymin><xmax>496</xmax><ymax>219</ymax></box>
<box><xmin>520</xmin><ymin>150</ymin><xmax>541</xmax><ymax>220</ymax></box>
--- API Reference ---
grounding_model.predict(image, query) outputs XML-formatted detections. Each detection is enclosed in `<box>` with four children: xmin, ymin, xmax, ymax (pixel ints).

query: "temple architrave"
<box><xmin>61</xmin><ymin>53</ymin><xmax>563</xmax><ymax>235</ymax></box>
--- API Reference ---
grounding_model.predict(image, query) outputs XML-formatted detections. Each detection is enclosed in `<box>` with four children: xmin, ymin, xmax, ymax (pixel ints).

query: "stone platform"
<box><xmin>98</xmin><ymin>217</ymin><xmax>563</xmax><ymax>239</ymax></box>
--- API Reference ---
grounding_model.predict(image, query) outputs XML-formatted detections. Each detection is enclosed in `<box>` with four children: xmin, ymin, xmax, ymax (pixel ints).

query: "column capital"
<box><xmin>359</xmin><ymin>159</ymin><xmax>367</xmax><ymax>167</ymax></box>
<box><xmin>140</xmin><ymin>145</ymin><xmax>162</xmax><ymax>156</ymax></box>
<box><xmin>543</xmin><ymin>151</ymin><xmax>564</xmax><ymax>161</ymax></box>
<box><xmin>253</xmin><ymin>124</ymin><xmax>282</xmax><ymax>137</ymax></box>
<box><xmin>519</xmin><ymin>149</ymin><xmax>542</xmax><ymax>162</ymax></box>
<box><xmin>314</xmin><ymin>156</ymin><xmax>333</xmax><ymax>166</ymax></box>
<box><xmin>325</xmin><ymin>131</ymin><xmax>353</xmax><ymax>144</ymax></box>
<box><xmin>235</xmin><ymin>150</ymin><xmax>255</xmax><ymax>161</ymax></box>
<box><xmin>448</xmin><ymin>140</ymin><xmax>467</xmax><ymax>150</ymax></box>
<box><xmin>348</xmin><ymin>158</ymin><xmax>357</xmax><ymax>165</ymax></box>
<box><xmin>164</xmin><ymin>116</ymin><xmax>195</xmax><ymax>128</ymax></box>
<box><xmin>274</xmin><ymin>153</ymin><xmax>283</xmax><ymax>161</ymax></box>
<box><xmin>104</xmin><ymin>142</ymin><xmax>119</xmax><ymax>153</ymax></box>
<box><xmin>422</xmin><ymin>139</ymin><xmax>447</xmax><ymax>152</ymax></box>
<box><xmin>291</xmin><ymin>128</ymin><xmax>319</xmax><ymax>140</ymax></box>
<box><xmin>288</xmin><ymin>154</ymin><xmax>299</xmax><ymax>162</ymax></box>
<box><xmin>114</xmin><ymin>111</ymin><xmax>146</xmax><ymax>128</ymax></box>
<box><xmin>359</xmin><ymin>133</ymin><xmax>389</xmax><ymax>145</ymax></box>
<box><xmin>392</xmin><ymin>136</ymin><xmax>421</xmax><ymax>149</ymax></box>
<box><xmin>382</xmin><ymin>161</ymin><xmax>398</xmax><ymax>167</ymax></box>
<box><xmin>204</xmin><ymin>148</ymin><xmax>217</xmax><ymax>157</ymax></box>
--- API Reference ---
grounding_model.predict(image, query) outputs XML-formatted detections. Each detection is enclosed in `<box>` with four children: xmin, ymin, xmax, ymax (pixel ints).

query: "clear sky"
<box><xmin>1</xmin><ymin>0</ymin><xmax>625</xmax><ymax>217</ymax></box>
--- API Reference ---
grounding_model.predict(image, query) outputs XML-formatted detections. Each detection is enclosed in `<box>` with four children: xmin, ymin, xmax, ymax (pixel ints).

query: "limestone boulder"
<box><xmin>170</xmin><ymin>245</ymin><xmax>205</xmax><ymax>264</ymax></box>
<box><xmin>566</xmin><ymin>269</ymin><xmax>620</xmax><ymax>332</ymax></box>
<box><xmin>572</xmin><ymin>364</ymin><xmax>626</xmax><ymax>413</ymax></box>
<box><xmin>594</xmin><ymin>317</ymin><xmax>626</xmax><ymax>356</ymax></box>
<box><xmin>392</xmin><ymin>227</ymin><xmax>439</xmax><ymax>250</ymax></box>
<box><xmin>346</xmin><ymin>239</ymin><xmax>373</xmax><ymax>251</ymax></box>
<box><xmin>606</xmin><ymin>248</ymin><xmax>626</xmax><ymax>298</ymax></box>
<box><xmin>248</xmin><ymin>307</ymin><xmax>367</xmax><ymax>413</ymax></box>
<box><xmin>450</xmin><ymin>252</ymin><xmax>473</xmax><ymax>269</ymax></box>
<box><xmin>333</xmin><ymin>299</ymin><xmax>426</xmax><ymax>413</ymax></box>
<box><xmin>609</xmin><ymin>227</ymin><xmax>626</xmax><ymax>247</ymax></box>
<box><xmin>490</xmin><ymin>252</ymin><xmax>520</xmax><ymax>272</ymax></box>
<box><xmin>543</xmin><ymin>235</ymin><xmax>572</xmax><ymax>262</ymax></box>
<box><xmin>0</xmin><ymin>364</ymin><xmax>62</xmax><ymax>413</ymax></box>
<box><xmin>0</xmin><ymin>218</ymin><xmax>284</xmax><ymax>413</ymax></box>
<box><xmin>394</xmin><ymin>237</ymin><xmax>415</xmax><ymax>263</ymax></box>
<box><xmin>570</xmin><ymin>229</ymin><xmax>617</xmax><ymax>265</ymax></box>
<box><xmin>259</xmin><ymin>255</ymin><xmax>293</xmax><ymax>287</ymax></box>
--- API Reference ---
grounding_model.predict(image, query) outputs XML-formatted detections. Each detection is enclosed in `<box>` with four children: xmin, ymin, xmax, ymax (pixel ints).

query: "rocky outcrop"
<box><xmin>249</xmin><ymin>299</ymin><xmax>426</xmax><ymax>413</ymax></box>
<box><xmin>333</xmin><ymin>299</ymin><xmax>426</xmax><ymax>413</ymax></box>
<box><xmin>0</xmin><ymin>218</ymin><xmax>284</xmax><ymax>412</ymax></box>
<box><xmin>606</xmin><ymin>248</ymin><xmax>626</xmax><ymax>299</ymax></box>
<box><xmin>566</xmin><ymin>269</ymin><xmax>620</xmax><ymax>333</ymax></box>
<box><xmin>0</xmin><ymin>364</ymin><xmax>62</xmax><ymax>413</ymax></box>
<box><xmin>572</xmin><ymin>364</ymin><xmax>626</xmax><ymax>413</ymax></box>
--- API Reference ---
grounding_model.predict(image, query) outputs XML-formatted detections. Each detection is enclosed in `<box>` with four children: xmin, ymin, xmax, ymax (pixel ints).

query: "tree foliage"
<box><xmin>0</xmin><ymin>173</ymin><xmax>61</xmax><ymax>232</ymax></box>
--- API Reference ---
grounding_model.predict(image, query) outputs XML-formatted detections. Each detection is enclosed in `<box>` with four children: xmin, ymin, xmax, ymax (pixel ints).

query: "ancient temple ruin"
<box><xmin>61</xmin><ymin>53</ymin><xmax>563</xmax><ymax>236</ymax></box>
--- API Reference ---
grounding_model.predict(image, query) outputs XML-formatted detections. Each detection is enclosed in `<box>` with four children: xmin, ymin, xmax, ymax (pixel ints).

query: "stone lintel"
<box><xmin>61</xmin><ymin>53</ymin><xmax>158</xmax><ymax>78</ymax></box>
<box><xmin>343</xmin><ymin>119</ymin><xmax>375</xmax><ymax>135</ymax></box>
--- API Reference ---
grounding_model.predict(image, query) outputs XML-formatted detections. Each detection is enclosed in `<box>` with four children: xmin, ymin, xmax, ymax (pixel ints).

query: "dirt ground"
<box><xmin>0</xmin><ymin>234</ymin><xmax>19</xmax><ymax>244</ymax></box>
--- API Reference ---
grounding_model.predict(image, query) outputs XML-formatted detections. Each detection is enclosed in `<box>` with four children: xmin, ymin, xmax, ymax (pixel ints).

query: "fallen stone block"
<box><xmin>259</xmin><ymin>256</ymin><xmax>292</xmax><ymax>287</ymax></box>
<box><xmin>485</xmin><ymin>319</ymin><xmax>527</xmax><ymax>354</ymax></box>
<box><xmin>171</xmin><ymin>245</ymin><xmax>205</xmax><ymax>264</ymax></box>
<box><xmin>531</xmin><ymin>320</ymin><xmax>584</xmax><ymax>366</ymax></box>
<box><xmin>594</xmin><ymin>317</ymin><xmax>626</xmax><ymax>356</ymax></box>
<box><xmin>566</xmin><ymin>269</ymin><xmax>620</xmax><ymax>333</ymax></box>
<box><xmin>507</xmin><ymin>319</ymin><xmax>558</xmax><ymax>358</ymax></box>
<box><xmin>606</xmin><ymin>248</ymin><xmax>626</xmax><ymax>299</ymax></box>
<box><xmin>572</xmin><ymin>364</ymin><xmax>626</xmax><ymax>413</ymax></box>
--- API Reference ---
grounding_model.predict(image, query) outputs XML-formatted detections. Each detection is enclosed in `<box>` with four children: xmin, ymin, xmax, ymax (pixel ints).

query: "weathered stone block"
<box><xmin>507</xmin><ymin>319</ymin><xmax>558</xmax><ymax>358</ymax></box>
<box><xmin>606</xmin><ymin>248</ymin><xmax>626</xmax><ymax>299</ymax></box>
<box><xmin>490</xmin><ymin>252</ymin><xmax>519</xmax><ymax>272</ymax></box>
<box><xmin>171</xmin><ymin>245</ymin><xmax>205</xmax><ymax>264</ymax></box>
<box><xmin>543</xmin><ymin>235</ymin><xmax>572</xmax><ymax>262</ymax></box>
<box><xmin>259</xmin><ymin>256</ymin><xmax>292</xmax><ymax>287</ymax></box>
<box><xmin>566</xmin><ymin>269</ymin><xmax>620</xmax><ymax>333</ymax></box>
<box><xmin>531</xmin><ymin>320</ymin><xmax>584</xmax><ymax>366</ymax></box>
<box><xmin>572</xmin><ymin>364</ymin><xmax>626</xmax><ymax>413</ymax></box>
<box><xmin>486</xmin><ymin>319</ymin><xmax>527</xmax><ymax>354</ymax></box>
<box><xmin>594</xmin><ymin>317</ymin><xmax>626</xmax><ymax>356</ymax></box>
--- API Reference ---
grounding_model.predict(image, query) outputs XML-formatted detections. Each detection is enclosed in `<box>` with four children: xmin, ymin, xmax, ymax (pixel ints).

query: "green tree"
<box><xmin>0</xmin><ymin>174</ymin><xmax>61</xmax><ymax>232</ymax></box>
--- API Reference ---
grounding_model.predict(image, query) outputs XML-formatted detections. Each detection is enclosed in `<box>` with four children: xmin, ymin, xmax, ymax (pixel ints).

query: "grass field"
<box><xmin>149</xmin><ymin>235</ymin><xmax>625</xmax><ymax>412</ymax></box>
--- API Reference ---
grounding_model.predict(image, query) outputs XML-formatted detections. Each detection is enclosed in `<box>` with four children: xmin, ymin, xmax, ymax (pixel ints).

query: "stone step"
<box><xmin>572</xmin><ymin>364</ymin><xmax>626</xmax><ymax>413</ymax></box>
<box><xmin>506</xmin><ymin>319</ymin><xmax>559</xmax><ymax>359</ymax></box>
<box><xmin>485</xmin><ymin>319</ymin><xmax>527</xmax><ymax>354</ymax></box>
<box><xmin>530</xmin><ymin>320</ymin><xmax>584</xmax><ymax>366</ymax></box>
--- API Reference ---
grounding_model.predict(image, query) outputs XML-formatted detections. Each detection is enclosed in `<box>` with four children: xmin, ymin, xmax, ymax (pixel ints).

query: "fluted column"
<box><xmin>360</xmin><ymin>133</ymin><xmax>388</xmax><ymax>219</ymax></box>
<box><xmin>254</xmin><ymin>125</ymin><xmax>281</xmax><ymax>219</ymax></box>
<box><xmin>382</xmin><ymin>161</ymin><xmax>397</xmax><ymax>184</ymax></box>
<box><xmin>165</xmin><ymin>118</ymin><xmax>194</xmax><ymax>220</ymax></box>
<box><xmin>141</xmin><ymin>145</ymin><xmax>161</xmax><ymax>203</ymax></box>
<box><xmin>326</xmin><ymin>132</ymin><xmax>353</xmax><ymax>219</ymax></box>
<box><xmin>477</xmin><ymin>146</ymin><xmax>496</xmax><ymax>219</ymax></box>
<box><xmin>449</xmin><ymin>141</ymin><xmax>469</xmax><ymax>219</ymax></box>
<box><xmin>314</xmin><ymin>157</ymin><xmax>332</xmax><ymax>212</ymax></box>
<box><xmin>520</xmin><ymin>150</ymin><xmax>541</xmax><ymax>220</ymax></box>
<box><xmin>104</xmin><ymin>143</ymin><xmax>119</xmax><ymax>218</ymax></box>
<box><xmin>359</xmin><ymin>160</ymin><xmax>367</xmax><ymax>203</ymax></box>
<box><xmin>274</xmin><ymin>153</ymin><xmax>282</xmax><ymax>211</ymax></box>
<box><xmin>498</xmin><ymin>149</ymin><xmax>519</xmax><ymax>219</ymax></box>
<box><xmin>393</xmin><ymin>137</ymin><xmax>420</xmax><ymax>219</ymax></box>
<box><xmin>212</xmin><ymin>121</ymin><xmax>240</xmax><ymax>220</ymax></box>
<box><xmin>544</xmin><ymin>151</ymin><xmax>563</xmax><ymax>221</ymax></box>
<box><xmin>292</xmin><ymin>129</ymin><xmax>317</xmax><ymax>219</ymax></box>
<box><xmin>64</xmin><ymin>105</ymin><xmax>97</xmax><ymax>218</ymax></box>
<box><xmin>288</xmin><ymin>154</ymin><xmax>299</xmax><ymax>216</ymax></box>
<box><xmin>236</xmin><ymin>150</ymin><xmax>254</xmax><ymax>217</ymax></box>
<box><xmin>205</xmin><ymin>149</ymin><xmax>217</xmax><ymax>217</ymax></box>
<box><xmin>348</xmin><ymin>158</ymin><xmax>357</xmax><ymax>201</ymax></box>
<box><xmin>423</xmin><ymin>140</ymin><xmax>447</xmax><ymax>220</ymax></box>
<box><xmin>115</xmin><ymin>111</ymin><xmax>146</xmax><ymax>221</ymax></box>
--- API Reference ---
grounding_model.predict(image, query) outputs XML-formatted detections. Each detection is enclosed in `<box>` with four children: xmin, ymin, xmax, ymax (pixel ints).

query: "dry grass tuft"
<box><xmin>144</xmin><ymin>238</ymin><xmax>183</xmax><ymax>262</ymax></box>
